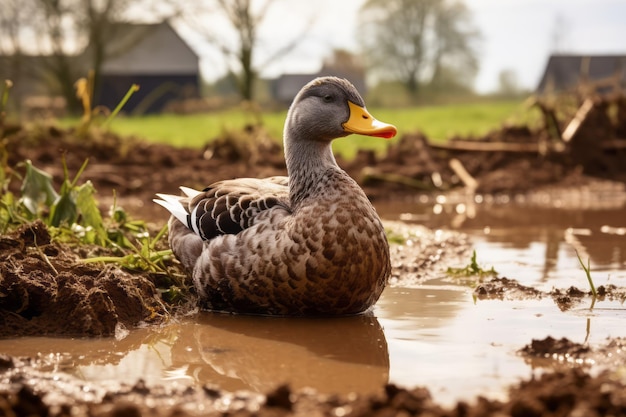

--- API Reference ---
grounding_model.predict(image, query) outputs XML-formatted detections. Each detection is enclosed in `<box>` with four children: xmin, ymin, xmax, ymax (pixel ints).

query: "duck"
<box><xmin>154</xmin><ymin>76</ymin><xmax>397</xmax><ymax>316</ymax></box>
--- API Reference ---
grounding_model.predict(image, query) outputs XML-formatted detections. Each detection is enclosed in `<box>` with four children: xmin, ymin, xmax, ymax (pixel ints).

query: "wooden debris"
<box><xmin>449</xmin><ymin>158</ymin><xmax>478</xmax><ymax>191</ymax></box>
<box><xmin>429</xmin><ymin>141</ymin><xmax>540</xmax><ymax>153</ymax></box>
<box><xmin>561</xmin><ymin>98</ymin><xmax>595</xmax><ymax>143</ymax></box>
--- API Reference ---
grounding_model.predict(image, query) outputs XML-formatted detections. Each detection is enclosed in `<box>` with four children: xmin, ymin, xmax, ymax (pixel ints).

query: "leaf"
<box><xmin>49</xmin><ymin>191</ymin><xmax>77</xmax><ymax>227</ymax></box>
<box><xmin>20</xmin><ymin>160</ymin><xmax>59</xmax><ymax>215</ymax></box>
<box><xmin>75</xmin><ymin>180</ymin><xmax>107</xmax><ymax>245</ymax></box>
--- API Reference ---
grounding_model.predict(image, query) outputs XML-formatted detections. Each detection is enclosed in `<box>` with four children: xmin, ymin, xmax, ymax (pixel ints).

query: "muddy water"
<box><xmin>1</xmin><ymin>194</ymin><xmax>625</xmax><ymax>405</ymax></box>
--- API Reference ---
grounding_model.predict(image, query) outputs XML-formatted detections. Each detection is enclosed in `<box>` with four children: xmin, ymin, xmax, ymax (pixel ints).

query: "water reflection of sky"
<box><xmin>378</xmin><ymin>198</ymin><xmax>626</xmax><ymax>290</ymax></box>
<box><xmin>377</xmin><ymin>287</ymin><xmax>626</xmax><ymax>404</ymax></box>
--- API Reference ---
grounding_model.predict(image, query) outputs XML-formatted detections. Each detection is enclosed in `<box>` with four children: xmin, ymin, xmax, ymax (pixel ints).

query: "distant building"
<box><xmin>272</xmin><ymin>66</ymin><xmax>367</xmax><ymax>105</ymax></box>
<box><xmin>97</xmin><ymin>21</ymin><xmax>200</xmax><ymax>114</ymax></box>
<box><xmin>536</xmin><ymin>54</ymin><xmax>626</xmax><ymax>95</ymax></box>
<box><xmin>0</xmin><ymin>20</ymin><xmax>200</xmax><ymax>115</ymax></box>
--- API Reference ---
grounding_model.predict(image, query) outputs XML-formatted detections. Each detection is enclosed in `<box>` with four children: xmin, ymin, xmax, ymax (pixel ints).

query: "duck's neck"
<box><xmin>284</xmin><ymin>133</ymin><xmax>338</xmax><ymax>209</ymax></box>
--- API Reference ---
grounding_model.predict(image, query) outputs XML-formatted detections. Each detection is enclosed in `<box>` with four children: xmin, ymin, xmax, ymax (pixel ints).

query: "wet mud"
<box><xmin>0</xmin><ymin>221</ymin><xmax>171</xmax><ymax>337</ymax></box>
<box><xmin>1</xmin><ymin>120</ymin><xmax>626</xmax><ymax>415</ymax></box>
<box><xmin>2</xmin><ymin>352</ymin><xmax>626</xmax><ymax>417</ymax></box>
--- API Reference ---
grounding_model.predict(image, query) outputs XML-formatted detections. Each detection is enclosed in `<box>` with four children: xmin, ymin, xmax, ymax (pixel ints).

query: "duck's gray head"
<box><xmin>284</xmin><ymin>77</ymin><xmax>397</xmax><ymax>143</ymax></box>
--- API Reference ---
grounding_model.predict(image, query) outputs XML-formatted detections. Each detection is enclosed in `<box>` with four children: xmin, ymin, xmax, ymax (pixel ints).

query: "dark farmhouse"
<box><xmin>97</xmin><ymin>21</ymin><xmax>200</xmax><ymax>114</ymax></box>
<box><xmin>537</xmin><ymin>54</ymin><xmax>626</xmax><ymax>94</ymax></box>
<box><xmin>0</xmin><ymin>20</ymin><xmax>200</xmax><ymax>115</ymax></box>
<box><xmin>272</xmin><ymin>67</ymin><xmax>367</xmax><ymax>105</ymax></box>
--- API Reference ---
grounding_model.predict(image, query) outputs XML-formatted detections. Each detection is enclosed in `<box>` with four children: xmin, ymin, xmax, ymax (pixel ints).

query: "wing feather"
<box><xmin>155</xmin><ymin>176</ymin><xmax>290</xmax><ymax>241</ymax></box>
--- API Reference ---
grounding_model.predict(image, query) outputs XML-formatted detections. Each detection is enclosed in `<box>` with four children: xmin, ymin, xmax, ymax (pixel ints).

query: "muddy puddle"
<box><xmin>1</xmin><ymin>193</ymin><xmax>625</xmax><ymax>407</ymax></box>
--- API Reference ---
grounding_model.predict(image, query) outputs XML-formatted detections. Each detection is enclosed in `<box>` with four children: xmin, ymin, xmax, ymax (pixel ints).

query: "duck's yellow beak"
<box><xmin>342</xmin><ymin>101</ymin><xmax>397</xmax><ymax>139</ymax></box>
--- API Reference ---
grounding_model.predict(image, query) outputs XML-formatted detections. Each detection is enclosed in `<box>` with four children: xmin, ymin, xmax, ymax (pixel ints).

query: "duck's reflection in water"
<box><xmin>171</xmin><ymin>312</ymin><xmax>389</xmax><ymax>395</ymax></box>
<box><xmin>0</xmin><ymin>313</ymin><xmax>389</xmax><ymax>396</ymax></box>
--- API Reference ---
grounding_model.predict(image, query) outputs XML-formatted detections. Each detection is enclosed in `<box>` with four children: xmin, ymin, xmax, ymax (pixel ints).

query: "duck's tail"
<box><xmin>153</xmin><ymin>193</ymin><xmax>189</xmax><ymax>226</ymax></box>
<box><xmin>154</xmin><ymin>186</ymin><xmax>204</xmax><ymax>235</ymax></box>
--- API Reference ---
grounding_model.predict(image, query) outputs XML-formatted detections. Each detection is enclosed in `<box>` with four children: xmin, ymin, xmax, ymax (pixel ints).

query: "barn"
<box><xmin>536</xmin><ymin>54</ymin><xmax>626</xmax><ymax>95</ymax></box>
<box><xmin>96</xmin><ymin>21</ymin><xmax>200</xmax><ymax>114</ymax></box>
<box><xmin>0</xmin><ymin>20</ymin><xmax>200</xmax><ymax>116</ymax></box>
<box><xmin>272</xmin><ymin>67</ymin><xmax>367</xmax><ymax>105</ymax></box>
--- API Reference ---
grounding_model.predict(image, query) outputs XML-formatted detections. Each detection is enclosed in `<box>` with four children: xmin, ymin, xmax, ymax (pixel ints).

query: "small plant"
<box><xmin>74</xmin><ymin>71</ymin><xmax>140</xmax><ymax>135</ymax></box>
<box><xmin>19</xmin><ymin>157</ymin><xmax>109</xmax><ymax>245</ymax></box>
<box><xmin>575</xmin><ymin>250</ymin><xmax>597</xmax><ymax>297</ymax></box>
<box><xmin>102</xmin><ymin>84</ymin><xmax>140</xmax><ymax>129</ymax></box>
<box><xmin>82</xmin><ymin>223</ymin><xmax>173</xmax><ymax>273</ymax></box>
<box><xmin>385</xmin><ymin>227</ymin><xmax>406</xmax><ymax>245</ymax></box>
<box><xmin>3</xmin><ymin>156</ymin><xmax>174</xmax><ymax>265</ymax></box>
<box><xmin>447</xmin><ymin>250</ymin><xmax>498</xmax><ymax>277</ymax></box>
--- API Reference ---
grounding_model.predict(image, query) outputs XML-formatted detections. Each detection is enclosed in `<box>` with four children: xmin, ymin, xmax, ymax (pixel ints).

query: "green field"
<box><xmin>65</xmin><ymin>99</ymin><xmax>540</xmax><ymax>160</ymax></box>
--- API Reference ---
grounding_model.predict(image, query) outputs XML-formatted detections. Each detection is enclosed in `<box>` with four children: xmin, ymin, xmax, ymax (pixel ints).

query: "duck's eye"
<box><xmin>323</xmin><ymin>95</ymin><xmax>333</xmax><ymax>103</ymax></box>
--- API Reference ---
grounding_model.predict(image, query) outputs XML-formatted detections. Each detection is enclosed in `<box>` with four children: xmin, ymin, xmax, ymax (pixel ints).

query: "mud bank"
<box><xmin>0</xmin><ymin>221</ymin><xmax>171</xmax><ymax>337</ymax></box>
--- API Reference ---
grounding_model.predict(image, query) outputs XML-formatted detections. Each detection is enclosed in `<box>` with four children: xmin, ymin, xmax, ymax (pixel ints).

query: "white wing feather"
<box><xmin>179</xmin><ymin>186</ymin><xmax>202</xmax><ymax>198</ymax></box>
<box><xmin>153</xmin><ymin>194</ymin><xmax>189</xmax><ymax>227</ymax></box>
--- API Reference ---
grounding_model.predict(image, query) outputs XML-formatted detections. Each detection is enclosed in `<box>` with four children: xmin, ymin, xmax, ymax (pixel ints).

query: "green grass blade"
<box><xmin>102</xmin><ymin>84</ymin><xmax>140</xmax><ymax>128</ymax></box>
<box><xmin>575</xmin><ymin>250</ymin><xmax>597</xmax><ymax>297</ymax></box>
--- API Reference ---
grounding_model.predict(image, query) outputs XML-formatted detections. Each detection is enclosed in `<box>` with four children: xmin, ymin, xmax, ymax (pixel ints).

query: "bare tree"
<box><xmin>359</xmin><ymin>0</ymin><xmax>480</xmax><ymax>96</ymax></box>
<box><xmin>0</xmin><ymin>0</ymin><xmax>30</xmax><ymax>56</ymax></box>
<box><xmin>37</xmin><ymin>0</ymin><xmax>84</xmax><ymax>111</ymax></box>
<box><xmin>0</xmin><ymin>0</ymin><xmax>38</xmax><ymax>110</ymax></box>
<box><xmin>430</xmin><ymin>0</ymin><xmax>480</xmax><ymax>89</ymax></box>
<box><xmin>183</xmin><ymin>0</ymin><xmax>311</xmax><ymax>102</ymax></box>
<box><xmin>0</xmin><ymin>0</ymin><xmax>175</xmax><ymax>113</ymax></box>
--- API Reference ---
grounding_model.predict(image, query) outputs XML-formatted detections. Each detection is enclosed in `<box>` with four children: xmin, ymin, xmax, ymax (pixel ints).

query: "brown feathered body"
<box><xmin>157</xmin><ymin>77</ymin><xmax>395</xmax><ymax>316</ymax></box>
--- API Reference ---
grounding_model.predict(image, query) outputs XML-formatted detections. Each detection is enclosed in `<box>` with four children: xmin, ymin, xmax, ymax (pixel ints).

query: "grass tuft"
<box><xmin>575</xmin><ymin>250</ymin><xmax>597</xmax><ymax>297</ymax></box>
<box><xmin>447</xmin><ymin>250</ymin><xmax>498</xmax><ymax>278</ymax></box>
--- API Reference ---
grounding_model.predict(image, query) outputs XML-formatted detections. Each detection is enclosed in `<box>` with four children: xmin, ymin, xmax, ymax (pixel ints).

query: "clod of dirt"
<box><xmin>520</xmin><ymin>336</ymin><xmax>590</xmax><ymax>358</ymax></box>
<box><xmin>474</xmin><ymin>276</ymin><xmax>544</xmax><ymax>300</ymax></box>
<box><xmin>504</xmin><ymin>368</ymin><xmax>626</xmax><ymax>417</ymax></box>
<box><xmin>264</xmin><ymin>384</ymin><xmax>294</xmax><ymax>411</ymax></box>
<box><xmin>551</xmin><ymin>284</ymin><xmax>626</xmax><ymax>311</ymax></box>
<box><xmin>519</xmin><ymin>336</ymin><xmax>626</xmax><ymax>373</ymax></box>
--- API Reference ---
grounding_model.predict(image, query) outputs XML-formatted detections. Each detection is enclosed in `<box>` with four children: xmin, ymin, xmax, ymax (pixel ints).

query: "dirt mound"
<box><xmin>0</xmin><ymin>221</ymin><xmax>170</xmax><ymax>337</ymax></box>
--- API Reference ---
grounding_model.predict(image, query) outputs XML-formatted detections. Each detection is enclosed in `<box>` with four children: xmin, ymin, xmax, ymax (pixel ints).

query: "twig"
<box><xmin>449</xmin><ymin>158</ymin><xmax>478</xmax><ymax>191</ymax></box>
<box><xmin>561</xmin><ymin>98</ymin><xmax>594</xmax><ymax>143</ymax></box>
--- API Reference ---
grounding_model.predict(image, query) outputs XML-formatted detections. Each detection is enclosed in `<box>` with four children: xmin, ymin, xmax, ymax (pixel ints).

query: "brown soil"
<box><xmin>1</xmin><ymin>115</ymin><xmax>626</xmax><ymax>415</ymax></box>
<box><xmin>0</xmin><ymin>220</ymin><xmax>172</xmax><ymax>337</ymax></box>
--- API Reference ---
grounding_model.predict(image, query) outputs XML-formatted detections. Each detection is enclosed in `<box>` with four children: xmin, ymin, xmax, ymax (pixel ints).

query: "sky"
<box><xmin>177</xmin><ymin>0</ymin><xmax>626</xmax><ymax>94</ymax></box>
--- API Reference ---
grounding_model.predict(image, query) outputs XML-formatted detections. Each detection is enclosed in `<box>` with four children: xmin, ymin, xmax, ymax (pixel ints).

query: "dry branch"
<box><xmin>448</xmin><ymin>158</ymin><xmax>478</xmax><ymax>191</ymax></box>
<box><xmin>561</xmin><ymin>98</ymin><xmax>595</xmax><ymax>143</ymax></box>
